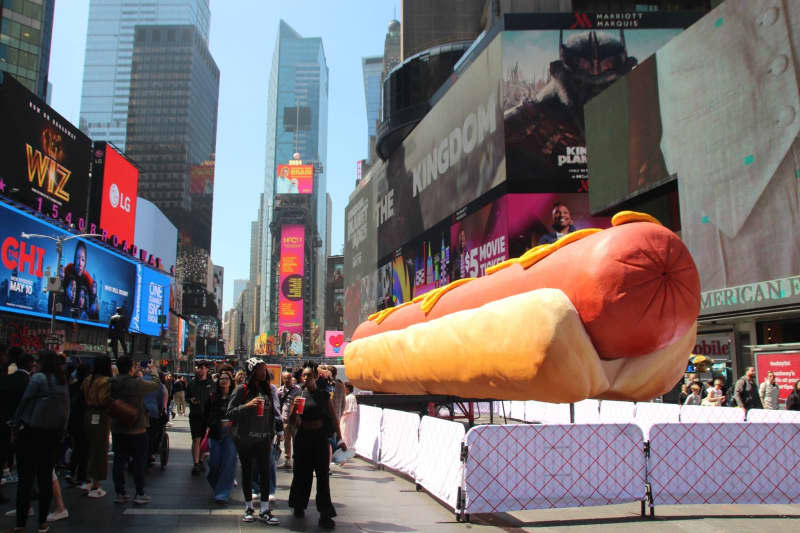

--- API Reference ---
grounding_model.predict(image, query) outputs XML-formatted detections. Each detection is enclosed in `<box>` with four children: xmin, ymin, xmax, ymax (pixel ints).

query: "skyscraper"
<box><xmin>362</xmin><ymin>56</ymin><xmax>382</xmax><ymax>161</ymax></box>
<box><xmin>79</xmin><ymin>0</ymin><xmax>211</xmax><ymax>151</ymax></box>
<box><xmin>0</xmin><ymin>0</ymin><xmax>55</xmax><ymax>99</ymax></box>
<box><xmin>260</xmin><ymin>20</ymin><xmax>329</xmax><ymax>346</ymax></box>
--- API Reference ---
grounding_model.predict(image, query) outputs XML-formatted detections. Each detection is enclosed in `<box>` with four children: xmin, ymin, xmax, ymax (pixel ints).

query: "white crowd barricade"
<box><xmin>510</xmin><ymin>401</ymin><xmax>527</xmax><ymax>421</ymax></box>
<box><xmin>354</xmin><ymin>404</ymin><xmax>383</xmax><ymax>463</ymax></box>
<box><xmin>573</xmin><ymin>399</ymin><xmax>601</xmax><ymax>423</ymax></box>
<box><xmin>379</xmin><ymin>409</ymin><xmax>421</xmax><ymax>479</ymax></box>
<box><xmin>415</xmin><ymin>416</ymin><xmax>466</xmax><ymax>510</ymax></box>
<box><xmin>463</xmin><ymin>423</ymin><xmax>646</xmax><ymax>514</ymax></box>
<box><xmin>746</xmin><ymin>409</ymin><xmax>800</xmax><ymax>423</ymax></box>
<box><xmin>648</xmin><ymin>423</ymin><xmax>800</xmax><ymax>506</ymax></box>
<box><xmin>679</xmin><ymin>404</ymin><xmax>745</xmax><ymax>423</ymax></box>
<box><xmin>599</xmin><ymin>400</ymin><xmax>636</xmax><ymax>423</ymax></box>
<box><xmin>524</xmin><ymin>401</ymin><xmax>571</xmax><ymax>424</ymax></box>
<box><xmin>633</xmin><ymin>402</ymin><xmax>680</xmax><ymax>440</ymax></box>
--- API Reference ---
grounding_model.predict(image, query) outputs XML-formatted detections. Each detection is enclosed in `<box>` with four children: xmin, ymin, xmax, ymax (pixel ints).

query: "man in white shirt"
<box><xmin>759</xmin><ymin>371</ymin><xmax>780</xmax><ymax>410</ymax></box>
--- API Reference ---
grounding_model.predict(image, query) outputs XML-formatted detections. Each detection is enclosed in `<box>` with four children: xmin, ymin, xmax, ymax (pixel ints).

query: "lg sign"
<box><xmin>96</xmin><ymin>144</ymin><xmax>138</xmax><ymax>246</ymax></box>
<box><xmin>109</xmin><ymin>183</ymin><xmax>132</xmax><ymax>212</ymax></box>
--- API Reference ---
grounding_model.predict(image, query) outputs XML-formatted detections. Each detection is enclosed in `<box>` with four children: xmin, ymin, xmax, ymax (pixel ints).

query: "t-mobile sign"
<box><xmin>755</xmin><ymin>352</ymin><xmax>800</xmax><ymax>403</ymax></box>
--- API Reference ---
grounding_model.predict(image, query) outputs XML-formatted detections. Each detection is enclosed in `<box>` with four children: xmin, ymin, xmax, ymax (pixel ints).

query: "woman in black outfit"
<box><xmin>786</xmin><ymin>380</ymin><xmax>800</xmax><ymax>411</ymax></box>
<box><xmin>288</xmin><ymin>361</ymin><xmax>346</xmax><ymax>530</ymax></box>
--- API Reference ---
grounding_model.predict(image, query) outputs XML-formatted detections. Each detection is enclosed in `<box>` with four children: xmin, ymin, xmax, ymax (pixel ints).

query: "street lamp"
<box><xmin>20</xmin><ymin>232</ymin><xmax>102</xmax><ymax>343</ymax></box>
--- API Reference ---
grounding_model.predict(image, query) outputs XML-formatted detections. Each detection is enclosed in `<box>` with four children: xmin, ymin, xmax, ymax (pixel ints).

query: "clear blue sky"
<box><xmin>48</xmin><ymin>0</ymin><xmax>400</xmax><ymax>314</ymax></box>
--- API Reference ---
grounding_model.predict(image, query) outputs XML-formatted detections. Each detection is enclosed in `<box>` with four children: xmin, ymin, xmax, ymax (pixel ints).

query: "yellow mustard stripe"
<box><xmin>612</xmin><ymin>210</ymin><xmax>662</xmax><ymax>226</ymax></box>
<box><xmin>485</xmin><ymin>258</ymin><xmax>520</xmax><ymax>275</ymax></box>
<box><xmin>372</xmin><ymin>300</ymin><xmax>415</xmax><ymax>325</ymax></box>
<box><xmin>420</xmin><ymin>278</ymin><xmax>475</xmax><ymax>315</ymax></box>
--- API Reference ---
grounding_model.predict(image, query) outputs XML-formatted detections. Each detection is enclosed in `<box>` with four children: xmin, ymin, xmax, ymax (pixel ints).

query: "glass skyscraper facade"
<box><xmin>362</xmin><ymin>55</ymin><xmax>382</xmax><ymax>161</ymax></box>
<box><xmin>0</xmin><ymin>0</ymin><xmax>55</xmax><ymax>99</ymax></box>
<box><xmin>79</xmin><ymin>0</ymin><xmax>210</xmax><ymax>151</ymax></box>
<box><xmin>260</xmin><ymin>20</ymin><xmax>329</xmax><ymax>340</ymax></box>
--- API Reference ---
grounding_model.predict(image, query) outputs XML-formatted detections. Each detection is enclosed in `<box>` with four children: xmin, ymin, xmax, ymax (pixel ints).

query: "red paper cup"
<box><xmin>256</xmin><ymin>397</ymin><xmax>265</xmax><ymax>417</ymax></box>
<box><xmin>296</xmin><ymin>397</ymin><xmax>306</xmax><ymax>415</ymax></box>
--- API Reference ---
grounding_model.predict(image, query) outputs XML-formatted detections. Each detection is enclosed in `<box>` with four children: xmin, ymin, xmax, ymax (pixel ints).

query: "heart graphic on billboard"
<box><xmin>329</xmin><ymin>333</ymin><xmax>344</xmax><ymax>348</ymax></box>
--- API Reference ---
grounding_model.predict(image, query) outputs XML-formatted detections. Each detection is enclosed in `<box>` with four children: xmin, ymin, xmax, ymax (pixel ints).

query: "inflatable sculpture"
<box><xmin>343</xmin><ymin>212</ymin><xmax>701</xmax><ymax>403</ymax></box>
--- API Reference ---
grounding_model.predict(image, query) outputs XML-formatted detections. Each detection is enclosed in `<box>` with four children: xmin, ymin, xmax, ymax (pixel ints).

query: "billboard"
<box><xmin>90</xmin><ymin>142</ymin><xmax>139</xmax><ymax>247</ymax></box>
<box><xmin>325</xmin><ymin>330</ymin><xmax>348</xmax><ymax>358</ymax></box>
<box><xmin>276</xmin><ymin>164</ymin><xmax>314</xmax><ymax>194</ymax></box>
<box><xmin>409</xmin><ymin>226</ymin><xmax>450</xmax><ymax>299</ymax></box>
<box><xmin>134</xmin><ymin>197</ymin><xmax>178</xmax><ymax>273</ymax></box>
<box><xmin>584</xmin><ymin>0</ymin><xmax>800</xmax><ymax>310</ymax></box>
<box><xmin>0</xmin><ymin>74</ymin><xmax>92</xmax><ymax>229</ymax></box>
<box><xmin>375</xmin><ymin>35</ymin><xmax>505</xmax><ymax>258</ymax></box>
<box><xmin>130</xmin><ymin>264</ymin><xmax>171</xmax><ymax>337</ymax></box>
<box><xmin>278</xmin><ymin>225</ymin><xmax>304</xmax><ymax>356</ymax></box>
<box><xmin>450</xmin><ymin>197</ymin><xmax>508</xmax><ymax>281</ymax></box>
<box><xmin>0</xmin><ymin>200</ymin><xmax>137</xmax><ymax>327</ymax></box>
<box><xmin>502</xmin><ymin>13</ymin><xmax>693</xmax><ymax>192</ymax></box>
<box><xmin>377</xmin><ymin>262</ymin><xmax>393</xmax><ymax>310</ymax></box>
<box><xmin>326</xmin><ymin>256</ymin><xmax>344</xmax><ymax>332</ymax></box>
<box><xmin>755</xmin><ymin>352</ymin><xmax>800</xmax><ymax>404</ymax></box>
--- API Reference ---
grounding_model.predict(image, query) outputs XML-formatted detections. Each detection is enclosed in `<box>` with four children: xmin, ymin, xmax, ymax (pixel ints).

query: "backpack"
<box><xmin>31</xmin><ymin>375</ymin><xmax>69</xmax><ymax>431</ymax></box>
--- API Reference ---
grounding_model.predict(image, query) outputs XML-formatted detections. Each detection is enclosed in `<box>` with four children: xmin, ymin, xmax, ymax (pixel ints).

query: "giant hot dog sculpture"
<box><xmin>343</xmin><ymin>212</ymin><xmax>701</xmax><ymax>403</ymax></box>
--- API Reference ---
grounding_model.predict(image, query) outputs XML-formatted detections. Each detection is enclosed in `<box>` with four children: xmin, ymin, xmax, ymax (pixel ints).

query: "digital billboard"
<box><xmin>584</xmin><ymin>0</ymin><xmax>800</xmax><ymax>313</ymax></box>
<box><xmin>502</xmin><ymin>13</ymin><xmax>695</xmax><ymax>192</ymax></box>
<box><xmin>130</xmin><ymin>264</ymin><xmax>170</xmax><ymax>337</ymax></box>
<box><xmin>90</xmin><ymin>142</ymin><xmax>139</xmax><ymax>248</ymax></box>
<box><xmin>0</xmin><ymin>200</ymin><xmax>136</xmax><ymax>327</ymax></box>
<box><xmin>278</xmin><ymin>225</ymin><xmax>304</xmax><ymax>356</ymax></box>
<box><xmin>0</xmin><ymin>74</ymin><xmax>92</xmax><ymax>229</ymax></box>
<box><xmin>324</xmin><ymin>330</ymin><xmax>348</xmax><ymax>358</ymax></box>
<box><xmin>450</xmin><ymin>197</ymin><xmax>508</xmax><ymax>281</ymax></box>
<box><xmin>409</xmin><ymin>226</ymin><xmax>450</xmax><ymax>299</ymax></box>
<box><xmin>377</xmin><ymin>262</ymin><xmax>393</xmax><ymax>310</ymax></box>
<box><xmin>756</xmin><ymin>352</ymin><xmax>800</xmax><ymax>404</ymax></box>
<box><xmin>276</xmin><ymin>164</ymin><xmax>314</xmax><ymax>194</ymax></box>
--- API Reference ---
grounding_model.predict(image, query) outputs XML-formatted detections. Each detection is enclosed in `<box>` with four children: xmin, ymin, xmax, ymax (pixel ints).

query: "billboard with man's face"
<box><xmin>276</xmin><ymin>164</ymin><xmax>314</xmax><ymax>194</ymax></box>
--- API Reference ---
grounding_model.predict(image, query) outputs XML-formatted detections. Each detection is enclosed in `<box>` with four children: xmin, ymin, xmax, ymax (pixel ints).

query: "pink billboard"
<box><xmin>278</xmin><ymin>225</ymin><xmax>304</xmax><ymax>356</ymax></box>
<box><xmin>325</xmin><ymin>330</ymin><xmax>348</xmax><ymax>358</ymax></box>
<box><xmin>450</xmin><ymin>197</ymin><xmax>508</xmax><ymax>281</ymax></box>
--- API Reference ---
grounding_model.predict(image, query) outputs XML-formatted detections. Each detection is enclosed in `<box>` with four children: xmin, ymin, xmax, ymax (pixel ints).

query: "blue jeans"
<box><xmin>207</xmin><ymin>434</ymin><xmax>237</xmax><ymax>501</ymax></box>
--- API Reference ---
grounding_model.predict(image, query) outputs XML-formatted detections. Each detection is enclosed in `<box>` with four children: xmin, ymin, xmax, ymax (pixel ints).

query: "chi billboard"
<box><xmin>89</xmin><ymin>142</ymin><xmax>139</xmax><ymax>247</ymax></box>
<box><xmin>130</xmin><ymin>264</ymin><xmax>170</xmax><ymax>337</ymax></box>
<box><xmin>278</xmin><ymin>225</ymin><xmax>304</xmax><ymax>356</ymax></box>
<box><xmin>276</xmin><ymin>164</ymin><xmax>314</xmax><ymax>194</ymax></box>
<box><xmin>0</xmin><ymin>199</ymin><xmax>137</xmax><ymax>327</ymax></box>
<box><xmin>0</xmin><ymin>73</ymin><xmax>92</xmax><ymax>229</ymax></box>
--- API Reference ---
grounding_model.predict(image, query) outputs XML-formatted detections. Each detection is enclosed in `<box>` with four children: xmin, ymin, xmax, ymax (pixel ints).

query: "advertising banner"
<box><xmin>0</xmin><ymin>74</ymin><xmax>92</xmax><ymax>229</ymax></box>
<box><xmin>450</xmin><ymin>197</ymin><xmax>508</xmax><ymax>281</ymax></box>
<box><xmin>692</xmin><ymin>331</ymin><xmax>734</xmax><ymax>362</ymax></box>
<box><xmin>506</xmin><ymin>193</ymin><xmax>611</xmax><ymax>259</ymax></box>
<box><xmin>391</xmin><ymin>250</ymin><xmax>413</xmax><ymax>306</ymax></box>
<box><xmin>585</xmin><ymin>0</ymin><xmax>800</xmax><ymax>302</ymax></box>
<box><xmin>276</xmin><ymin>164</ymin><xmax>314</xmax><ymax>194</ymax></box>
<box><xmin>0</xmin><ymin>200</ymin><xmax>137</xmax><ymax>327</ymax></box>
<box><xmin>325</xmin><ymin>330</ymin><xmax>348</xmax><ymax>358</ymax></box>
<box><xmin>278</xmin><ymin>225</ymin><xmax>304</xmax><ymax>356</ymax></box>
<box><xmin>503</xmin><ymin>13</ymin><xmax>692</xmax><ymax>192</ymax></box>
<box><xmin>90</xmin><ymin>142</ymin><xmax>139</xmax><ymax>247</ymax></box>
<box><xmin>755</xmin><ymin>352</ymin><xmax>800</xmax><ymax>403</ymax></box>
<box><xmin>130</xmin><ymin>265</ymin><xmax>170</xmax><ymax>337</ymax></box>
<box><xmin>410</xmin><ymin>226</ymin><xmax>450</xmax><ymax>299</ymax></box>
<box><xmin>375</xmin><ymin>35</ymin><xmax>505</xmax><ymax>257</ymax></box>
<box><xmin>377</xmin><ymin>262</ymin><xmax>393</xmax><ymax>310</ymax></box>
<box><xmin>326</xmin><ymin>256</ymin><xmax>344</xmax><ymax>332</ymax></box>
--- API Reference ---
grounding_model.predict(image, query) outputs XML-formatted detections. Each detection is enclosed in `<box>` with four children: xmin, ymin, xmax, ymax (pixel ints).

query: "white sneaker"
<box><xmin>268</xmin><ymin>494</ymin><xmax>276</xmax><ymax>502</ymax></box>
<box><xmin>5</xmin><ymin>507</ymin><xmax>34</xmax><ymax>517</ymax></box>
<box><xmin>133</xmin><ymin>493</ymin><xmax>152</xmax><ymax>505</ymax></box>
<box><xmin>88</xmin><ymin>488</ymin><xmax>107</xmax><ymax>498</ymax></box>
<box><xmin>47</xmin><ymin>509</ymin><xmax>69</xmax><ymax>522</ymax></box>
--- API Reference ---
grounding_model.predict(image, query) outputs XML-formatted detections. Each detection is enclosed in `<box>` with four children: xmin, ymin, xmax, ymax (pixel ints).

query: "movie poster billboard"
<box><xmin>506</xmin><ymin>193</ymin><xmax>612</xmax><ymax>259</ymax></box>
<box><xmin>450</xmin><ymin>197</ymin><xmax>508</xmax><ymax>281</ymax></box>
<box><xmin>391</xmin><ymin>248</ymin><xmax>414</xmax><ymax>306</ymax></box>
<box><xmin>276</xmin><ymin>164</ymin><xmax>314</xmax><ymax>194</ymax></box>
<box><xmin>325</xmin><ymin>330</ymin><xmax>348</xmax><ymax>358</ymax></box>
<box><xmin>376</xmin><ymin>35</ymin><xmax>505</xmax><ymax>258</ymax></box>
<box><xmin>278</xmin><ymin>225</ymin><xmax>304</xmax><ymax>356</ymax></box>
<box><xmin>130</xmin><ymin>265</ymin><xmax>170</xmax><ymax>337</ymax></box>
<box><xmin>89</xmin><ymin>142</ymin><xmax>139</xmax><ymax>248</ymax></box>
<box><xmin>325</xmin><ymin>256</ymin><xmax>344</xmax><ymax>332</ymax></box>
<box><xmin>502</xmin><ymin>13</ymin><xmax>694</xmax><ymax>192</ymax></box>
<box><xmin>584</xmin><ymin>0</ymin><xmax>800</xmax><ymax>313</ymax></box>
<box><xmin>0</xmin><ymin>74</ymin><xmax>92</xmax><ymax>229</ymax></box>
<box><xmin>0</xmin><ymin>200</ymin><xmax>137</xmax><ymax>327</ymax></box>
<box><xmin>376</xmin><ymin>262</ymin><xmax>393</xmax><ymax>310</ymax></box>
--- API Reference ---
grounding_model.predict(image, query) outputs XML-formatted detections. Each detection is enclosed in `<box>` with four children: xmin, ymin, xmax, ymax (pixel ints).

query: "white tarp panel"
<box><xmin>415</xmin><ymin>416</ymin><xmax>466</xmax><ymax>510</ymax></box>
<box><xmin>679</xmin><ymin>404</ymin><xmax>745</xmax><ymax>423</ymax></box>
<box><xmin>599</xmin><ymin>400</ymin><xmax>636</xmax><ymax>423</ymax></box>
<box><xmin>746</xmin><ymin>408</ymin><xmax>800</xmax><ymax>423</ymax></box>
<box><xmin>354</xmin><ymin>405</ymin><xmax>383</xmax><ymax>463</ymax></box>
<box><xmin>379</xmin><ymin>408</ymin><xmax>421</xmax><ymax>478</ymax></box>
<box><xmin>523</xmin><ymin>401</ymin><xmax>571</xmax><ymax>424</ymax></box>
<box><xmin>634</xmin><ymin>402</ymin><xmax>681</xmax><ymax>440</ymax></box>
<box><xmin>573</xmin><ymin>399</ymin><xmax>601</xmax><ymax>423</ymax></box>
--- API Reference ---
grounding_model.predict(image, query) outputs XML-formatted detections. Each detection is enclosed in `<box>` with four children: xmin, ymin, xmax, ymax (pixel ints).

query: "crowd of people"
<box><xmin>0</xmin><ymin>344</ymin><xmax>359</xmax><ymax>531</ymax></box>
<box><xmin>680</xmin><ymin>366</ymin><xmax>800</xmax><ymax>412</ymax></box>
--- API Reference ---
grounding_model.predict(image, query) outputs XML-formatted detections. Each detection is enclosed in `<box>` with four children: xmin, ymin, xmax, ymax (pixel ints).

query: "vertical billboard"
<box><xmin>325</xmin><ymin>256</ymin><xmax>344</xmax><ymax>332</ymax></box>
<box><xmin>0</xmin><ymin>74</ymin><xmax>92</xmax><ymax>229</ymax></box>
<box><xmin>276</xmin><ymin>164</ymin><xmax>314</xmax><ymax>194</ymax></box>
<box><xmin>502</xmin><ymin>13</ymin><xmax>694</xmax><ymax>192</ymax></box>
<box><xmin>450</xmin><ymin>197</ymin><xmax>508</xmax><ymax>281</ymax></box>
<box><xmin>129</xmin><ymin>264</ymin><xmax>171</xmax><ymax>337</ymax></box>
<box><xmin>0</xmin><ymin>200</ymin><xmax>136</xmax><ymax>327</ymax></box>
<box><xmin>344</xmin><ymin>167</ymin><xmax>378</xmax><ymax>338</ymax></box>
<box><xmin>278</xmin><ymin>225</ymin><xmax>304</xmax><ymax>356</ymax></box>
<box><xmin>89</xmin><ymin>142</ymin><xmax>139</xmax><ymax>247</ymax></box>
<box><xmin>410</xmin><ymin>226</ymin><xmax>450</xmax><ymax>299</ymax></box>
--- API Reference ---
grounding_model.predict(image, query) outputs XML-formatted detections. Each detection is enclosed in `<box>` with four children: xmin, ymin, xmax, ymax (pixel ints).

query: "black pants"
<box><xmin>147</xmin><ymin>417</ymin><xmax>164</xmax><ymax>461</ymax></box>
<box><xmin>110</xmin><ymin>335</ymin><xmax>128</xmax><ymax>357</ymax></box>
<box><xmin>288</xmin><ymin>428</ymin><xmax>335</xmax><ymax>518</ymax></box>
<box><xmin>69</xmin><ymin>424</ymin><xmax>89</xmax><ymax>482</ymax></box>
<box><xmin>235</xmin><ymin>439</ymin><xmax>271</xmax><ymax>504</ymax></box>
<box><xmin>16</xmin><ymin>427</ymin><xmax>60</xmax><ymax>527</ymax></box>
<box><xmin>112</xmin><ymin>432</ymin><xmax>148</xmax><ymax>496</ymax></box>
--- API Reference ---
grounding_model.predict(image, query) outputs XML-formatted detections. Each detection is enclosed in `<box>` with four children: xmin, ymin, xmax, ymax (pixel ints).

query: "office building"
<box><xmin>362</xmin><ymin>56</ymin><xmax>382</xmax><ymax>161</ymax></box>
<box><xmin>0</xmin><ymin>0</ymin><xmax>55</xmax><ymax>99</ymax></box>
<box><xmin>233</xmin><ymin>279</ymin><xmax>248</xmax><ymax>306</ymax></box>
<box><xmin>79</xmin><ymin>0</ymin><xmax>210</xmax><ymax>151</ymax></box>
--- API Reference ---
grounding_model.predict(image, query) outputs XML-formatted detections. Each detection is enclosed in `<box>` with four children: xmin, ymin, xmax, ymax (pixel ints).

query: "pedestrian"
<box><xmin>206</xmin><ymin>370</ymin><xmax>237</xmax><ymax>504</ymax></box>
<box><xmin>288</xmin><ymin>361</ymin><xmax>345</xmax><ymax>530</ymax></box>
<box><xmin>701</xmin><ymin>378</ymin><xmax>726</xmax><ymax>406</ymax></box>
<box><xmin>759</xmin><ymin>371</ymin><xmax>780</xmax><ymax>410</ymax></box>
<box><xmin>110</xmin><ymin>355</ymin><xmax>160</xmax><ymax>505</ymax></box>
<box><xmin>683</xmin><ymin>383</ymin><xmax>702</xmax><ymax>406</ymax></box>
<box><xmin>339</xmin><ymin>382</ymin><xmax>359</xmax><ymax>452</ymax></box>
<box><xmin>786</xmin><ymin>380</ymin><xmax>800</xmax><ymax>411</ymax></box>
<box><xmin>278</xmin><ymin>371</ymin><xmax>300</xmax><ymax>469</ymax></box>
<box><xmin>82</xmin><ymin>355</ymin><xmax>112</xmax><ymax>498</ymax></box>
<box><xmin>65</xmin><ymin>364</ymin><xmax>89</xmax><ymax>487</ymax></box>
<box><xmin>734</xmin><ymin>366</ymin><xmax>763</xmax><ymax>412</ymax></box>
<box><xmin>678</xmin><ymin>384</ymin><xmax>688</xmax><ymax>405</ymax></box>
<box><xmin>187</xmin><ymin>363</ymin><xmax>213</xmax><ymax>475</ymax></box>
<box><xmin>226</xmin><ymin>358</ymin><xmax>279</xmax><ymax>525</ymax></box>
<box><xmin>0</xmin><ymin>349</ymin><xmax>33</xmax><ymax>504</ymax></box>
<box><xmin>234</xmin><ymin>369</ymin><xmax>245</xmax><ymax>387</ymax></box>
<box><xmin>330</xmin><ymin>367</ymin><xmax>346</xmax><ymax>423</ymax></box>
<box><xmin>172</xmin><ymin>375</ymin><xmax>186</xmax><ymax>416</ymax></box>
<box><xmin>142</xmin><ymin>365</ymin><xmax>165</xmax><ymax>468</ymax></box>
<box><xmin>11</xmin><ymin>351</ymin><xmax>69</xmax><ymax>533</ymax></box>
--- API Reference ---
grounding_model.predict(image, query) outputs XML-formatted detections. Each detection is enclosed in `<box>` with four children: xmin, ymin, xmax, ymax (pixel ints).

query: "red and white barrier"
<box><xmin>599</xmin><ymin>400</ymin><xmax>636</xmax><ymax>423</ymax></box>
<box><xmin>634</xmin><ymin>402</ymin><xmax>680</xmax><ymax>439</ymax></box>
<box><xmin>415</xmin><ymin>416</ymin><xmax>466</xmax><ymax>510</ymax></box>
<box><xmin>463</xmin><ymin>424</ymin><xmax>646</xmax><ymax>514</ymax></box>
<box><xmin>573</xmin><ymin>399</ymin><xmax>601</xmax><ymax>423</ymax></box>
<box><xmin>379</xmin><ymin>409</ymin><xmax>421</xmax><ymax>478</ymax></box>
<box><xmin>746</xmin><ymin>409</ymin><xmax>800</xmax><ymax>423</ymax></box>
<box><xmin>679</xmin><ymin>404</ymin><xmax>745</xmax><ymax>423</ymax></box>
<box><xmin>524</xmin><ymin>401</ymin><xmax>571</xmax><ymax>424</ymax></box>
<box><xmin>648</xmin><ymin>423</ymin><xmax>800</xmax><ymax>505</ymax></box>
<box><xmin>354</xmin><ymin>404</ymin><xmax>383</xmax><ymax>463</ymax></box>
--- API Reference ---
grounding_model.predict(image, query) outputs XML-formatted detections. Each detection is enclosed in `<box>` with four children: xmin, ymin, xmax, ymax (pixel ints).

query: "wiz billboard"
<box><xmin>278</xmin><ymin>225</ymin><xmax>304</xmax><ymax>356</ymax></box>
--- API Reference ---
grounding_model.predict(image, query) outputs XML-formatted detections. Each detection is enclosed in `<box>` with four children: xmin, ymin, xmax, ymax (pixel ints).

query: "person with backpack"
<box><xmin>226</xmin><ymin>358</ymin><xmax>279</xmax><ymax>525</ymax></box>
<box><xmin>81</xmin><ymin>355</ymin><xmax>113</xmax><ymax>498</ymax></box>
<box><xmin>10</xmin><ymin>350</ymin><xmax>70</xmax><ymax>533</ymax></box>
<box><xmin>109</xmin><ymin>356</ymin><xmax>160</xmax><ymax>505</ymax></box>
